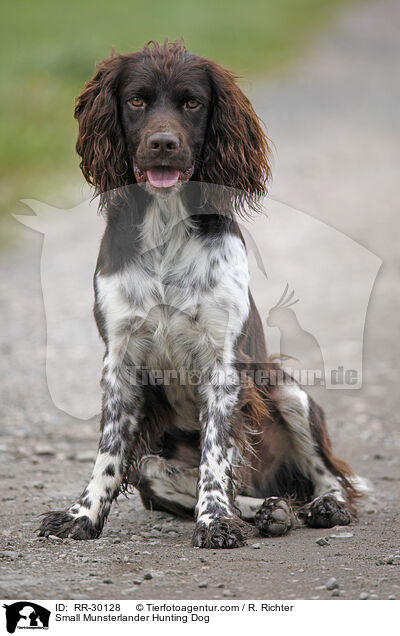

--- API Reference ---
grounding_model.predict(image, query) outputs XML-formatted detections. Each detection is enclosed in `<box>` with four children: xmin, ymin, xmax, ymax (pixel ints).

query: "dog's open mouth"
<box><xmin>134</xmin><ymin>164</ymin><xmax>194</xmax><ymax>191</ymax></box>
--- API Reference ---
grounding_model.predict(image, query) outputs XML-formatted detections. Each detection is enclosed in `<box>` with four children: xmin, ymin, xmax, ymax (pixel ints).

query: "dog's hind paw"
<box><xmin>254</xmin><ymin>497</ymin><xmax>293</xmax><ymax>537</ymax></box>
<box><xmin>303</xmin><ymin>494</ymin><xmax>351</xmax><ymax>528</ymax></box>
<box><xmin>192</xmin><ymin>517</ymin><xmax>247</xmax><ymax>549</ymax></box>
<box><xmin>38</xmin><ymin>510</ymin><xmax>100</xmax><ymax>540</ymax></box>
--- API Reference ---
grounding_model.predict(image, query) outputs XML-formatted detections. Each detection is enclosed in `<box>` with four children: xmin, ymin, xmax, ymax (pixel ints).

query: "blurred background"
<box><xmin>1</xmin><ymin>0</ymin><xmax>353</xmax><ymax>233</ymax></box>
<box><xmin>1</xmin><ymin>0</ymin><xmax>400</xmax><ymax>601</ymax></box>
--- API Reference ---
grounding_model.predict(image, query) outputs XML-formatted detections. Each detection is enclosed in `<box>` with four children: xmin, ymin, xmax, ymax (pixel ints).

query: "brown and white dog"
<box><xmin>39</xmin><ymin>41</ymin><xmax>359</xmax><ymax>548</ymax></box>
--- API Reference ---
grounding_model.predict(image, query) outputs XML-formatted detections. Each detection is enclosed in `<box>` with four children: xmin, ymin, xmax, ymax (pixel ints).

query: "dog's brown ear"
<box><xmin>201</xmin><ymin>62</ymin><xmax>272</xmax><ymax>212</ymax></box>
<box><xmin>75</xmin><ymin>55</ymin><xmax>130</xmax><ymax>201</ymax></box>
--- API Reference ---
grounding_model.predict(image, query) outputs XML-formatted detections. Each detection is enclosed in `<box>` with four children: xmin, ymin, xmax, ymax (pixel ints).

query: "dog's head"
<box><xmin>75</xmin><ymin>40</ymin><xmax>271</xmax><ymax>212</ymax></box>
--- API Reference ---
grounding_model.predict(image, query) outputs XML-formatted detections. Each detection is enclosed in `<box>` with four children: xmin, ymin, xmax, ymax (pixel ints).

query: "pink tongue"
<box><xmin>147</xmin><ymin>167</ymin><xmax>180</xmax><ymax>188</ymax></box>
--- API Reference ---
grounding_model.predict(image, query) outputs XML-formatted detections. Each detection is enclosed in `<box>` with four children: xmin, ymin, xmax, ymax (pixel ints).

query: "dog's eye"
<box><xmin>184</xmin><ymin>99</ymin><xmax>200</xmax><ymax>110</ymax></box>
<box><xmin>128</xmin><ymin>96</ymin><xmax>145</xmax><ymax>108</ymax></box>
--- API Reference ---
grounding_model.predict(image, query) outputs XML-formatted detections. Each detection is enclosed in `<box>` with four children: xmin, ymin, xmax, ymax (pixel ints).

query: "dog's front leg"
<box><xmin>38</xmin><ymin>350</ymin><xmax>143</xmax><ymax>540</ymax></box>
<box><xmin>192</xmin><ymin>368</ymin><xmax>246</xmax><ymax>549</ymax></box>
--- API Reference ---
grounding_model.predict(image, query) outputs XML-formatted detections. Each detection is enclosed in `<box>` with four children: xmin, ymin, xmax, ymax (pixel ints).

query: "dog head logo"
<box><xmin>3</xmin><ymin>602</ymin><xmax>50</xmax><ymax>633</ymax></box>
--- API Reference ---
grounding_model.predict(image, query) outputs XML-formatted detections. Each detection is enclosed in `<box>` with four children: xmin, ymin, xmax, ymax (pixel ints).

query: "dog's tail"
<box><xmin>308</xmin><ymin>396</ymin><xmax>365</xmax><ymax>518</ymax></box>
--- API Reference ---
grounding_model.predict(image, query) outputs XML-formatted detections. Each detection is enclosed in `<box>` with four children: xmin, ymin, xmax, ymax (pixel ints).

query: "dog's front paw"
<box><xmin>254</xmin><ymin>497</ymin><xmax>293</xmax><ymax>537</ymax></box>
<box><xmin>38</xmin><ymin>510</ymin><xmax>100</xmax><ymax>540</ymax></box>
<box><xmin>303</xmin><ymin>494</ymin><xmax>351</xmax><ymax>528</ymax></box>
<box><xmin>192</xmin><ymin>517</ymin><xmax>247</xmax><ymax>549</ymax></box>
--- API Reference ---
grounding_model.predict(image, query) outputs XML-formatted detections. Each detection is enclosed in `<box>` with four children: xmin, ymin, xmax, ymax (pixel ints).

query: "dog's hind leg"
<box><xmin>274</xmin><ymin>382</ymin><xmax>355</xmax><ymax>528</ymax></box>
<box><xmin>235</xmin><ymin>495</ymin><xmax>266</xmax><ymax>520</ymax></box>
<box><xmin>137</xmin><ymin>455</ymin><xmax>198</xmax><ymax>517</ymax></box>
<box><xmin>138</xmin><ymin>457</ymin><xmax>293</xmax><ymax>536</ymax></box>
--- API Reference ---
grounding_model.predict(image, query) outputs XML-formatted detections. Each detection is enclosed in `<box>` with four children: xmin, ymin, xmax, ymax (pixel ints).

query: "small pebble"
<box><xmin>360</xmin><ymin>592</ymin><xmax>369</xmax><ymax>600</ymax></box>
<box><xmin>0</xmin><ymin>551</ymin><xmax>18</xmax><ymax>560</ymax></box>
<box><xmin>34</xmin><ymin>445</ymin><xmax>55</xmax><ymax>456</ymax></box>
<box><xmin>103</xmin><ymin>579</ymin><xmax>113</xmax><ymax>584</ymax></box>
<box><xmin>143</xmin><ymin>571</ymin><xmax>153</xmax><ymax>580</ymax></box>
<box><xmin>198</xmin><ymin>581</ymin><xmax>208</xmax><ymax>588</ymax></box>
<box><xmin>386</xmin><ymin>556</ymin><xmax>400</xmax><ymax>565</ymax></box>
<box><xmin>251</xmin><ymin>543</ymin><xmax>261</xmax><ymax>549</ymax></box>
<box><xmin>316</xmin><ymin>537</ymin><xmax>330</xmax><ymax>546</ymax></box>
<box><xmin>326</xmin><ymin>577</ymin><xmax>339</xmax><ymax>590</ymax></box>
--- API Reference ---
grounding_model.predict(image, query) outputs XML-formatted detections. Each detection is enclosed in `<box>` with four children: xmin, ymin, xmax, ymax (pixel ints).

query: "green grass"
<box><xmin>1</xmin><ymin>0</ymin><xmax>353</xmax><ymax>228</ymax></box>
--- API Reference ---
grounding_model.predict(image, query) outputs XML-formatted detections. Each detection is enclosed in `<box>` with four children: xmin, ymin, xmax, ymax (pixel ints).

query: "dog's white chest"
<box><xmin>96</xmin><ymin>198</ymin><xmax>250</xmax><ymax>375</ymax></box>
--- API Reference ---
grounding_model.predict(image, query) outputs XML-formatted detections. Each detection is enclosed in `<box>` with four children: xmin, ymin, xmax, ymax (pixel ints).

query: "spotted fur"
<box><xmin>38</xmin><ymin>41</ymin><xmax>360</xmax><ymax>547</ymax></box>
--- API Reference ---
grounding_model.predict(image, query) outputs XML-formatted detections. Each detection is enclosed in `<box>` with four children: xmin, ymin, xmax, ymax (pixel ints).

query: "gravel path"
<box><xmin>1</xmin><ymin>0</ymin><xmax>399</xmax><ymax>600</ymax></box>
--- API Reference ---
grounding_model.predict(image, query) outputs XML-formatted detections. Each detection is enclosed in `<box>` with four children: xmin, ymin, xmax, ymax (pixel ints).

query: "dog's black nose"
<box><xmin>147</xmin><ymin>132</ymin><xmax>180</xmax><ymax>153</ymax></box>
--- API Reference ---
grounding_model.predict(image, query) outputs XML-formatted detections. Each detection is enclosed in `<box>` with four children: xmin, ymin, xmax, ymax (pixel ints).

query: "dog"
<box><xmin>39</xmin><ymin>40</ymin><xmax>360</xmax><ymax>548</ymax></box>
